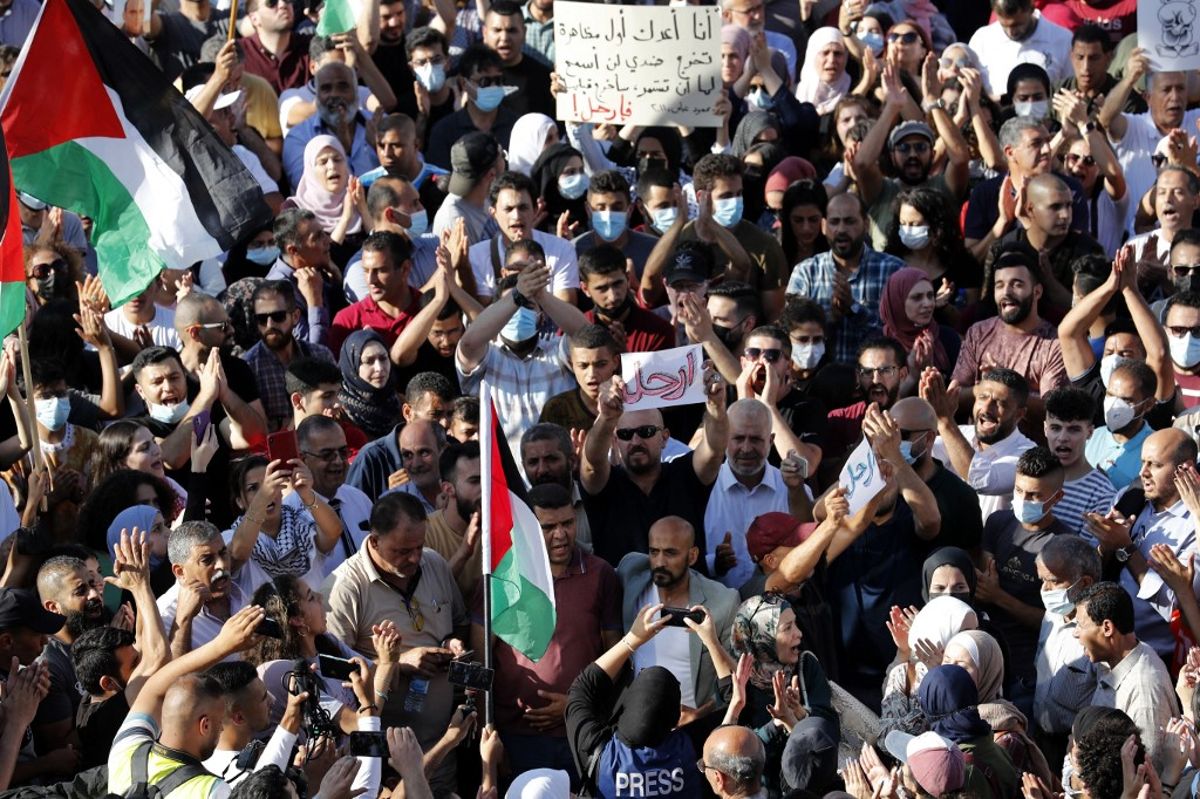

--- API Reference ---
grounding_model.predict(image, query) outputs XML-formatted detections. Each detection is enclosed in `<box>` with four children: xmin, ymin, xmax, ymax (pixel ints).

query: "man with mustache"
<box><xmin>952</xmin><ymin>249</ymin><xmax>1068</xmax><ymax>409</ymax></box>
<box><xmin>158</xmin><ymin>521</ymin><xmax>270</xmax><ymax>658</ymax></box>
<box><xmin>282</xmin><ymin>61</ymin><xmax>380</xmax><ymax>187</ymax></box>
<box><xmin>824</xmin><ymin>337</ymin><xmax>908</xmax><ymax>471</ymax></box>
<box><xmin>1127</xmin><ymin>167</ymin><xmax>1200</xmax><ymax>300</ymax></box>
<box><xmin>925</xmin><ymin>366</ymin><xmax>1036</xmax><ymax>524</ymax></box>
<box><xmin>243</xmin><ymin>281</ymin><xmax>335</xmax><ymax>432</ymax></box>
<box><xmin>579</xmin><ymin>245</ymin><xmax>674</xmax><ymax>354</ymax></box>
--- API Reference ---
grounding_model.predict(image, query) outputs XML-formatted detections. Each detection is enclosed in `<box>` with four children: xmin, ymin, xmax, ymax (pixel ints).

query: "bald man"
<box><xmin>890</xmin><ymin>397</ymin><xmax>984</xmax><ymax>555</ymax></box>
<box><xmin>705</xmin><ymin>399</ymin><xmax>811</xmax><ymax>590</ymax></box>
<box><xmin>582</xmin><ymin>368</ymin><xmax>728</xmax><ymax>567</ymax></box>
<box><xmin>349</xmin><ymin>418</ymin><xmax>447</xmax><ymax>506</ymax></box>
<box><xmin>617</xmin><ymin>517</ymin><xmax>739</xmax><ymax>712</ymax></box>
<box><xmin>701</xmin><ymin>725</ymin><xmax>766</xmax><ymax>799</ymax></box>
<box><xmin>994</xmin><ymin>172</ymin><xmax>1103</xmax><ymax>308</ymax></box>
<box><xmin>1086</xmin><ymin>427</ymin><xmax>1200</xmax><ymax>661</ymax></box>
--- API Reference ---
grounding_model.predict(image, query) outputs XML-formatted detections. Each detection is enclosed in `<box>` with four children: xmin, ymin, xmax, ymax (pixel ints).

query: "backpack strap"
<box><xmin>150</xmin><ymin>760</ymin><xmax>210</xmax><ymax>799</ymax></box>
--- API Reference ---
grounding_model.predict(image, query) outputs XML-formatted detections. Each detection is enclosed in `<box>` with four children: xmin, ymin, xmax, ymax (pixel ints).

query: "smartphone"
<box><xmin>192</xmin><ymin>409</ymin><xmax>211</xmax><ymax>445</ymax></box>
<box><xmin>349</xmin><ymin>731</ymin><xmax>388</xmax><ymax>758</ymax></box>
<box><xmin>255</xmin><ymin>618</ymin><xmax>283</xmax><ymax>639</ymax></box>
<box><xmin>448</xmin><ymin>660</ymin><xmax>494</xmax><ymax>691</ymax></box>
<box><xmin>267</xmin><ymin>430</ymin><xmax>299</xmax><ymax>465</ymax></box>
<box><xmin>660</xmin><ymin>607</ymin><xmax>704</xmax><ymax>628</ymax></box>
<box><xmin>317</xmin><ymin>653</ymin><xmax>358</xmax><ymax>681</ymax></box>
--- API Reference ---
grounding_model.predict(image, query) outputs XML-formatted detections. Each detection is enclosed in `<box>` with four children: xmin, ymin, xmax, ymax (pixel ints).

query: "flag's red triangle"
<box><xmin>1</xmin><ymin>0</ymin><xmax>124</xmax><ymax>158</ymax></box>
<box><xmin>488</xmin><ymin>400</ymin><xmax>515</xmax><ymax>571</ymax></box>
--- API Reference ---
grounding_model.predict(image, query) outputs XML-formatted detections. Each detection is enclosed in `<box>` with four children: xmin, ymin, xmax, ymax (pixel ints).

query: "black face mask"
<box><xmin>712</xmin><ymin>322</ymin><xmax>743</xmax><ymax>350</ymax></box>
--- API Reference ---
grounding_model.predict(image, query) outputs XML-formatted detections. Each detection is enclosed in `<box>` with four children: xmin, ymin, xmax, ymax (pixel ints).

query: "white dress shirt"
<box><xmin>704</xmin><ymin>462</ymin><xmax>790</xmax><ymax>590</ymax></box>
<box><xmin>156</xmin><ymin>560</ymin><xmax>271</xmax><ymax>654</ymax></box>
<box><xmin>932</xmin><ymin>425</ymin><xmax>1035</xmax><ymax>523</ymax></box>
<box><xmin>1092</xmin><ymin>640</ymin><xmax>1178</xmax><ymax>773</ymax></box>
<box><xmin>282</xmin><ymin>482</ymin><xmax>374</xmax><ymax>574</ymax></box>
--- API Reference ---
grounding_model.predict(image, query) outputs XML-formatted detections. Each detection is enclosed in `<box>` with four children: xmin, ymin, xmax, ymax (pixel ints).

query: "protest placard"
<box><xmin>1140</xmin><ymin>0</ymin><xmax>1200</xmax><ymax>71</ymax></box>
<box><xmin>554</xmin><ymin>1</ymin><xmax>723</xmax><ymax>127</ymax></box>
<box><xmin>620</xmin><ymin>345</ymin><xmax>706</xmax><ymax>411</ymax></box>
<box><xmin>838</xmin><ymin>438</ymin><xmax>885</xmax><ymax>518</ymax></box>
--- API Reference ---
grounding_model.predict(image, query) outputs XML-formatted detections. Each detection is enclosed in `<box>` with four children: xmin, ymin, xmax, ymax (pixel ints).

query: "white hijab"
<box><xmin>796</xmin><ymin>27</ymin><xmax>851</xmax><ymax>115</ymax></box>
<box><xmin>508</xmin><ymin>113</ymin><xmax>558</xmax><ymax>176</ymax></box>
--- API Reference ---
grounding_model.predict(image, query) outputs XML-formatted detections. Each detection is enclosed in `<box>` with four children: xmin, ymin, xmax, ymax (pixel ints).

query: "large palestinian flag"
<box><xmin>0</xmin><ymin>124</ymin><xmax>26</xmax><ymax>337</ymax></box>
<box><xmin>480</xmin><ymin>383</ymin><xmax>557</xmax><ymax>662</ymax></box>
<box><xmin>0</xmin><ymin>0</ymin><xmax>272</xmax><ymax>307</ymax></box>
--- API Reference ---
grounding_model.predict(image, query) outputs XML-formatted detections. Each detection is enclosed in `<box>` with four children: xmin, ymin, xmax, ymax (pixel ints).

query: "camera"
<box><xmin>448</xmin><ymin>660</ymin><xmax>494</xmax><ymax>691</ymax></box>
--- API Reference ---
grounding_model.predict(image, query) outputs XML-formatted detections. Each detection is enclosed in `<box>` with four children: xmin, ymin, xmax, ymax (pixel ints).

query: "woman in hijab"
<box><xmin>337</xmin><ymin>329</ymin><xmax>401</xmax><ymax>440</ymax></box>
<box><xmin>507</xmin><ymin>113</ymin><xmax>559</xmax><ymax>176</ymax></box>
<box><xmin>530</xmin><ymin>142</ymin><xmax>588</xmax><ymax>236</ymax></box>
<box><xmin>741</xmin><ymin>140</ymin><xmax>787</xmax><ymax>229</ymax></box>
<box><xmin>764</xmin><ymin>156</ymin><xmax>817</xmax><ymax>218</ymax></box>
<box><xmin>287</xmin><ymin>135</ymin><xmax>367</xmax><ymax>254</ymax></box>
<box><xmin>921</xmin><ymin>547</ymin><xmax>976</xmax><ymax>605</ymax></box>
<box><xmin>106</xmin><ymin>504</ymin><xmax>173</xmax><ymax>596</ymax></box>
<box><xmin>919</xmin><ymin>665</ymin><xmax>1019</xmax><ymax>799</ymax></box>
<box><xmin>880</xmin><ymin>267</ymin><xmax>960</xmax><ymax>390</ymax></box>
<box><xmin>796</xmin><ymin>28</ymin><xmax>850</xmax><ymax>116</ymax></box>
<box><xmin>721</xmin><ymin>25</ymin><xmax>751</xmax><ymax>90</ymax></box>
<box><xmin>730</xmin><ymin>594</ymin><xmax>838</xmax><ymax>797</ymax></box>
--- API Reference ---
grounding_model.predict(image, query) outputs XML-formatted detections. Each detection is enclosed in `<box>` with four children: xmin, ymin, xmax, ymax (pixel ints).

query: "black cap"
<box><xmin>664</xmin><ymin>244</ymin><xmax>713</xmax><ymax>286</ymax></box>
<box><xmin>0</xmin><ymin>588</ymin><xmax>64</xmax><ymax>634</ymax></box>
<box><xmin>448</xmin><ymin>132</ymin><xmax>501</xmax><ymax>197</ymax></box>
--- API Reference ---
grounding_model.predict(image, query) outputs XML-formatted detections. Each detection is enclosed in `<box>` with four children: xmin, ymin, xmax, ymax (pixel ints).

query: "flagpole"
<box><xmin>16</xmin><ymin>319</ymin><xmax>45</xmax><ymax>507</ymax></box>
<box><xmin>479</xmin><ymin>380</ymin><xmax>494</xmax><ymax>728</ymax></box>
<box><xmin>226</xmin><ymin>0</ymin><xmax>238</xmax><ymax>41</ymax></box>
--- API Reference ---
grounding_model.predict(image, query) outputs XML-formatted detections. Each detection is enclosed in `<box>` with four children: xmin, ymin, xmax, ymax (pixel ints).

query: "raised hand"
<box><xmin>105</xmin><ymin>528</ymin><xmax>151</xmax><ymax>592</ymax></box>
<box><xmin>713</xmin><ymin>532</ymin><xmax>737</xmax><ymax>575</ymax></box>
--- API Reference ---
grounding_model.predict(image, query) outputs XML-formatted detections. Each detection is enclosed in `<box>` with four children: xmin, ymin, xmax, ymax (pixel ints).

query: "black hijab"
<box><xmin>531</xmin><ymin>142</ymin><xmax>587</xmax><ymax>235</ymax></box>
<box><xmin>613</xmin><ymin>666</ymin><xmax>682</xmax><ymax>748</ymax></box>
<box><xmin>337</xmin><ymin>329</ymin><xmax>401</xmax><ymax>440</ymax></box>
<box><xmin>921</xmin><ymin>546</ymin><xmax>978</xmax><ymax>604</ymax></box>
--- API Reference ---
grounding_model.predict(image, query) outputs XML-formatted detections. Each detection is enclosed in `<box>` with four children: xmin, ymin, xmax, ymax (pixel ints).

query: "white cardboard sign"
<box><xmin>838</xmin><ymin>438</ymin><xmax>885</xmax><ymax>518</ymax></box>
<box><xmin>620</xmin><ymin>345</ymin><xmax>706</xmax><ymax>411</ymax></box>
<box><xmin>1140</xmin><ymin>0</ymin><xmax>1200</xmax><ymax>72</ymax></box>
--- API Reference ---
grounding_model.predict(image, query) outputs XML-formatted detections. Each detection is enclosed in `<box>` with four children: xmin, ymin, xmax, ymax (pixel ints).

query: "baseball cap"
<box><xmin>884</xmin><ymin>730</ymin><xmax>965</xmax><ymax>797</ymax></box>
<box><xmin>184</xmin><ymin>86</ymin><xmax>242</xmax><ymax>111</ymax></box>
<box><xmin>664</xmin><ymin>244</ymin><xmax>713</xmax><ymax>286</ymax></box>
<box><xmin>448</xmin><ymin>132</ymin><xmax>501</xmax><ymax>197</ymax></box>
<box><xmin>889</xmin><ymin>120</ymin><xmax>935</xmax><ymax>150</ymax></box>
<box><xmin>746</xmin><ymin>512</ymin><xmax>818</xmax><ymax>562</ymax></box>
<box><xmin>0</xmin><ymin>587</ymin><xmax>65</xmax><ymax>634</ymax></box>
<box><xmin>16</xmin><ymin>192</ymin><xmax>46</xmax><ymax>211</ymax></box>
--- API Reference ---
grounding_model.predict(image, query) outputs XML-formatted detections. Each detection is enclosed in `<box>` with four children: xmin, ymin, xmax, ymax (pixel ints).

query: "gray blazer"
<box><xmin>616</xmin><ymin>553</ymin><xmax>740</xmax><ymax>709</ymax></box>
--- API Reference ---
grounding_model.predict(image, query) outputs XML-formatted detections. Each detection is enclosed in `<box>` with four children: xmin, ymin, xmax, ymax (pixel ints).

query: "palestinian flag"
<box><xmin>0</xmin><ymin>125</ymin><xmax>26</xmax><ymax>337</ymax></box>
<box><xmin>0</xmin><ymin>0</ymin><xmax>272</xmax><ymax>307</ymax></box>
<box><xmin>480</xmin><ymin>383</ymin><xmax>557</xmax><ymax>662</ymax></box>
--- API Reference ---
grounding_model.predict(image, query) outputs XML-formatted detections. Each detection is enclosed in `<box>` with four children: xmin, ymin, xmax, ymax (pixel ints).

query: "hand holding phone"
<box><xmin>267</xmin><ymin>430</ymin><xmax>299</xmax><ymax>466</ymax></box>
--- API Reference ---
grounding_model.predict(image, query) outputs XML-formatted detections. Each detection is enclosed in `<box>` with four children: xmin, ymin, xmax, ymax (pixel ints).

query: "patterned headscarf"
<box><xmin>238</xmin><ymin>504</ymin><xmax>318</xmax><ymax>578</ymax></box>
<box><xmin>732</xmin><ymin>594</ymin><xmax>791</xmax><ymax>690</ymax></box>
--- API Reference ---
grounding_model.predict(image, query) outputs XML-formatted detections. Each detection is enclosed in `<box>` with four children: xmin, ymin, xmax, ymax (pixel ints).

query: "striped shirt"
<box><xmin>1055</xmin><ymin>468</ymin><xmax>1116</xmax><ymax>539</ymax></box>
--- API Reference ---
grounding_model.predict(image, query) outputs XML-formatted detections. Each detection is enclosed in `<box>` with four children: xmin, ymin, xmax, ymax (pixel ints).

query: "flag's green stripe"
<box><xmin>14</xmin><ymin>141</ymin><xmax>163</xmax><ymax>305</ymax></box>
<box><xmin>491</xmin><ymin>549</ymin><xmax>557</xmax><ymax>662</ymax></box>
<box><xmin>0</xmin><ymin>283</ymin><xmax>24</xmax><ymax>338</ymax></box>
<box><xmin>317</xmin><ymin>0</ymin><xmax>357</xmax><ymax>35</ymax></box>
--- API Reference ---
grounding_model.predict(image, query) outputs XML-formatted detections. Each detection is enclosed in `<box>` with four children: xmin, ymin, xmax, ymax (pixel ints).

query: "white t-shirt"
<box><xmin>1092</xmin><ymin>187</ymin><xmax>1131</xmax><ymax>258</ymax></box>
<box><xmin>967</xmin><ymin>13</ymin><xmax>1073</xmax><ymax>99</ymax></box>
<box><xmin>104</xmin><ymin>304</ymin><xmax>182</xmax><ymax>350</ymax></box>
<box><xmin>631</xmin><ymin>583</ymin><xmax>697</xmax><ymax>707</ymax></box>
<box><xmin>467</xmin><ymin>229</ymin><xmax>580</xmax><ymax>299</ymax></box>
<box><xmin>1111</xmin><ymin>108</ymin><xmax>1200</xmax><ymax>233</ymax></box>
<box><xmin>233</xmin><ymin>144</ymin><xmax>279</xmax><ymax>195</ymax></box>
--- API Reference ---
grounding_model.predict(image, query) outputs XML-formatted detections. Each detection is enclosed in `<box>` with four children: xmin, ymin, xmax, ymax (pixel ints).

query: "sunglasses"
<box><xmin>472</xmin><ymin>76</ymin><xmax>503</xmax><ymax>88</ymax></box>
<box><xmin>255</xmin><ymin>310</ymin><xmax>290</xmax><ymax>325</ymax></box>
<box><xmin>30</xmin><ymin>259</ymin><xmax>65</xmax><ymax>279</ymax></box>
<box><xmin>615</xmin><ymin>425</ymin><xmax>662</xmax><ymax>441</ymax></box>
<box><xmin>1173</xmin><ymin>264</ymin><xmax>1200</xmax><ymax>277</ymax></box>
<box><xmin>939</xmin><ymin>56</ymin><xmax>969</xmax><ymax>69</ymax></box>
<box><xmin>895</xmin><ymin>141</ymin><xmax>930</xmax><ymax>156</ymax></box>
<box><xmin>1169</xmin><ymin>325</ymin><xmax>1200</xmax><ymax>338</ymax></box>
<box><xmin>1152</xmin><ymin>154</ymin><xmax>1169</xmax><ymax>168</ymax></box>
<box><xmin>745</xmin><ymin>347</ymin><xmax>782</xmax><ymax>363</ymax></box>
<box><xmin>1064</xmin><ymin>153</ymin><xmax>1096</xmax><ymax>167</ymax></box>
<box><xmin>888</xmin><ymin>31</ymin><xmax>920</xmax><ymax>44</ymax></box>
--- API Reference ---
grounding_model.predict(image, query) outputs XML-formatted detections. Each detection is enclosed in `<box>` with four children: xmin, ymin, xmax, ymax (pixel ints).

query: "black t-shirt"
<box><xmin>964</xmin><ymin>172</ymin><xmax>1090</xmax><ymax>242</ymax></box>
<box><xmin>581</xmin><ymin>452</ymin><xmax>713</xmax><ymax>568</ymax></box>
<box><xmin>777</xmin><ymin>388</ymin><xmax>826</xmax><ymax>453</ymax></box>
<box><xmin>371</xmin><ymin>39</ymin><xmax>420</xmax><ymax>120</ymax></box>
<box><xmin>395</xmin><ymin>340</ymin><xmax>459</xmax><ymax>394</ymax></box>
<box><xmin>77</xmin><ymin>691</ymin><xmax>130</xmax><ymax>769</ymax></box>
<box><xmin>499</xmin><ymin>57</ymin><xmax>555</xmax><ymax>118</ymax></box>
<box><xmin>925</xmin><ymin>459</ymin><xmax>984</xmax><ymax>553</ymax></box>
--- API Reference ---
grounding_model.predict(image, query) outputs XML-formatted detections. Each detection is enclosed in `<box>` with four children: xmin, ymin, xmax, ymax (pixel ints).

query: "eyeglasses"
<box><xmin>697</xmin><ymin>760</ymin><xmax>727</xmax><ymax>777</ymax></box>
<box><xmin>254</xmin><ymin>310</ymin><xmax>290</xmax><ymax>325</ymax></box>
<box><xmin>1152</xmin><ymin>154</ymin><xmax>1169</xmax><ymax>168</ymax></box>
<box><xmin>411</xmin><ymin>56</ymin><xmax>445</xmax><ymax>67</ymax></box>
<box><xmin>858</xmin><ymin>365</ymin><xmax>900</xmax><ymax>378</ymax></box>
<box><xmin>895</xmin><ymin>141</ymin><xmax>930</xmax><ymax>156</ymax></box>
<box><xmin>887</xmin><ymin>31</ymin><xmax>920</xmax><ymax>44</ymax></box>
<box><xmin>615</xmin><ymin>425</ymin><xmax>662</xmax><ymax>441</ymax></box>
<box><xmin>29</xmin><ymin>259</ymin><xmax>65</xmax><ymax>279</ymax></box>
<box><xmin>745</xmin><ymin>347</ymin><xmax>783</xmax><ymax>363</ymax></box>
<box><xmin>302</xmin><ymin>446</ymin><xmax>349</xmax><ymax>463</ymax></box>
<box><xmin>1173</xmin><ymin>264</ymin><xmax>1200</xmax><ymax>277</ymax></box>
<box><xmin>402</xmin><ymin>596</ymin><xmax>424</xmax><ymax>632</ymax></box>
<box><xmin>1064</xmin><ymin>153</ymin><xmax>1096</xmax><ymax>167</ymax></box>
<box><xmin>1169</xmin><ymin>325</ymin><xmax>1200</xmax><ymax>338</ymax></box>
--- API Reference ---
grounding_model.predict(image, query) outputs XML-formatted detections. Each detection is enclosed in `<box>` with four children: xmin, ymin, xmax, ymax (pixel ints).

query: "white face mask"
<box><xmin>1014</xmin><ymin>99</ymin><xmax>1049</xmax><ymax>119</ymax></box>
<box><xmin>1102</xmin><ymin>395</ymin><xmax>1142</xmax><ymax>431</ymax></box>
<box><xmin>148</xmin><ymin>399</ymin><xmax>191</xmax><ymax>425</ymax></box>
<box><xmin>1099</xmin><ymin>354</ymin><xmax>1126</xmax><ymax>388</ymax></box>
<box><xmin>791</xmin><ymin>342</ymin><xmax>825</xmax><ymax>370</ymax></box>
<box><xmin>1170</xmin><ymin>331</ymin><xmax>1200</xmax><ymax>369</ymax></box>
<box><xmin>1040</xmin><ymin>583</ymin><xmax>1077</xmax><ymax>616</ymax></box>
<box><xmin>414</xmin><ymin>62</ymin><xmax>446</xmax><ymax>93</ymax></box>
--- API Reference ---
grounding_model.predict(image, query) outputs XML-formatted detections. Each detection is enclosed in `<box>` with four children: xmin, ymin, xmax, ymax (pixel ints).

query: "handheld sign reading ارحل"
<box><xmin>620</xmin><ymin>345</ymin><xmax>707</xmax><ymax>411</ymax></box>
<box><xmin>838</xmin><ymin>438</ymin><xmax>886</xmax><ymax>518</ymax></box>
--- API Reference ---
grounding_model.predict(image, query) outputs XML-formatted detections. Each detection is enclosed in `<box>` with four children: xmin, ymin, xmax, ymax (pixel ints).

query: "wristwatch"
<box><xmin>510</xmin><ymin>287</ymin><xmax>536</xmax><ymax>309</ymax></box>
<box><xmin>1114</xmin><ymin>543</ymin><xmax>1137</xmax><ymax>563</ymax></box>
<box><xmin>1084</xmin><ymin>120</ymin><xmax>1098</xmax><ymax>133</ymax></box>
<box><xmin>923</xmin><ymin>98</ymin><xmax>946</xmax><ymax>113</ymax></box>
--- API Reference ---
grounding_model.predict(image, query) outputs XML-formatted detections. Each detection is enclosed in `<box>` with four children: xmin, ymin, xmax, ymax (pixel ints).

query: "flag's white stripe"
<box><xmin>508</xmin><ymin>490</ymin><xmax>556</xmax><ymax>607</ymax></box>
<box><xmin>75</xmin><ymin>88</ymin><xmax>221</xmax><ymax>269</ymax></box>
<box><xmin>481</xmin><ymin>380</ymin><xmax>494</xmax><ymax>576</ymax></box>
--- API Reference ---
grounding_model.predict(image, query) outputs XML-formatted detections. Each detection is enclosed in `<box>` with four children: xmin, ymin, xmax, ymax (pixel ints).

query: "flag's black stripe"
<box><xmin>63</xmin><ymin>0</ymin><xmax>271</xmax><ymax>252</ymax></box>
<box><xmin>493</xmin><ymin>410</ymin><xmax>531</xmax><ymax>506</ymax></box>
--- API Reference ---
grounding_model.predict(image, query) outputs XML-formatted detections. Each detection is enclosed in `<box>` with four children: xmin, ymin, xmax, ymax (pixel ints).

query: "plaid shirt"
<box><xmin>786</xmin><ymin>245</ymin><xmax>905</xmax><ymax>364</ymax></box>
<box><xmin>243</xmin><ymin>339</ymin><xmax>336</xmax><ymax>429</ymax></box>
<box><xmin>522</xmin><ymin>2</ymin><xmax>555</xmax><ymax>67</ymax></box>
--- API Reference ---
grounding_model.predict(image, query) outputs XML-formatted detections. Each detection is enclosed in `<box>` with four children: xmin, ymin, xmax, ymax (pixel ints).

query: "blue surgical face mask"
<box><xmin>245</xmin><ymin>245</ymin><xmax>280</xmax><ymax>266</ymax></box>
<box><xmin>1170</xmin><ymin>332</ymin><xmax>1200</xmax><ymax>369</ymax></box>
<box><xmin>148</xmin><ymin>399</ymin><xmax>191</xmax><ymax>425</ymax></box>
<box><xmin>473</xmin><ymin>85</ymin><xmax>506</xmax><ymax>112</ymax></box>
<box><xmin>592</xmin><ymin>210</ymin><xmax>627</xmax><ymax>242</ymax></box>
<box><xmin>1012</xmin><ymin>492</ymin><xmax>1050</xmax><ymax>525</ymax></box>
<box><xmin>1041</xmin><ymin>581</ymin><xmax>1079</xmax><ymax>616</ymax></box>
<box><xmin>558</xmin><ymin>173</ymin><xmax>588</xmax><ymax>200</ymax></box>
<box><xmin>898</xmin><ymin>225</ymin><xmax>930</xmax><ymax>251</ymax></box>
<box><xmin>35</xmin><ymin>396</ymin><xmax>70</xmax><ymax>432</ymax></box>
<box><xmin>898</xmin><ymin>433</ymin><xmax>927</xmax><ymax>465</ymax></box>
<box><xmin>500</xmin><ymin>306</ymin><xmax>539</xmax><ymax>343</ymax></box>
<box><xmin>747</xmin><ymin>88</ymin><xmax>774</xmax><ymax>110</ymax></box>
<box><xmin>860</xmin><ymin>31</ymin><xmax>884</xmax><ymax>55</ymax></box>
<box><xmin>407</xmin><ymin>208</ymin><xmax>429</xmax><ymax>237</ymax></box>
<box><xmin>651</xmin><ymin>206</ymin><xmax>679</xmax><ymax>233</ymax></box>
<box><xmin>712</xmin><ymin>196</ymin><xmax>744</xmax><ymax>228</ymax></box>
<box><xmin>414</xmin><ymin>62</ymin><xmax>446</xmax><ymax>93</ymax></box>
